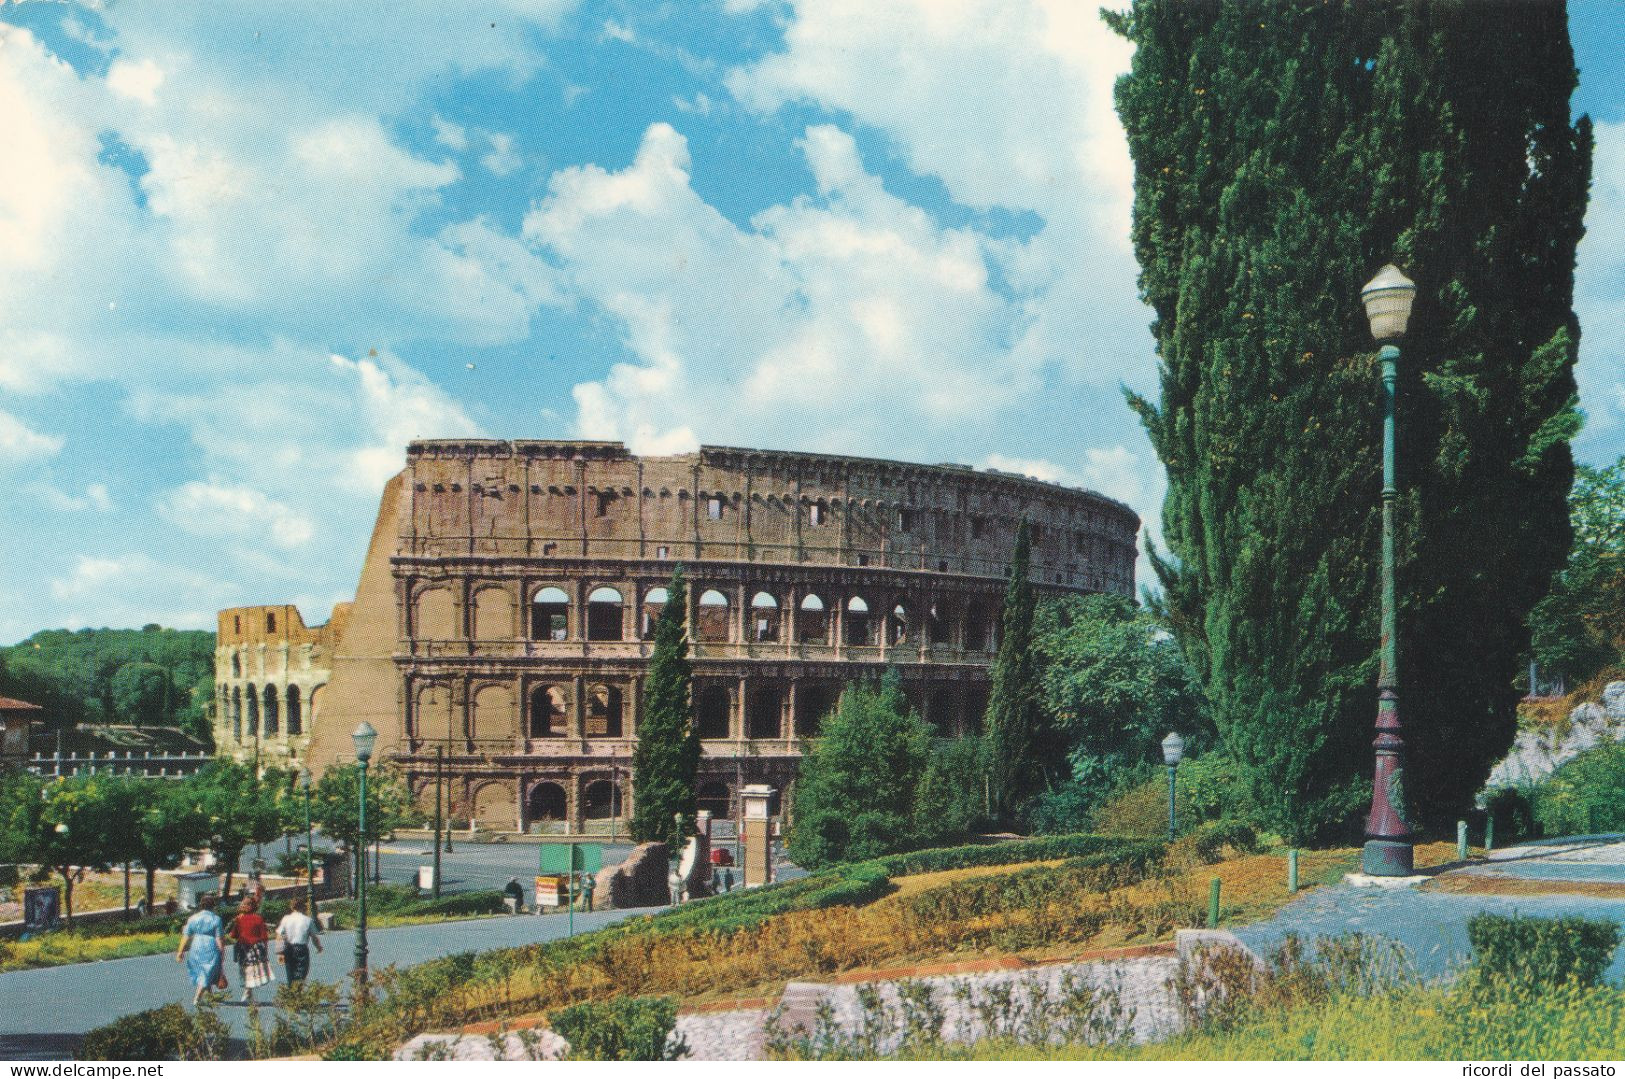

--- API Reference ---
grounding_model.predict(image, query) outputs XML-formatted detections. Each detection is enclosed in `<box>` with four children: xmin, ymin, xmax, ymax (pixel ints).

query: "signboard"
<box><xmin>539</xmin><ymin>842</ymin><xmax>602</xmax><ymax>875</ymax></box>
<box><xmin>23</xmin><ymin>886</ymin><xmax>59</xmax><ymax>930</ymax></box>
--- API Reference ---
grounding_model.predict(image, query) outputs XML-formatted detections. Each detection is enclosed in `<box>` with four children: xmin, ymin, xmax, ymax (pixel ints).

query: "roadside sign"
<box><xmin>539</xmin><ymin>842</ymin><xmax>603</xmax><ymax>874</ymax></box>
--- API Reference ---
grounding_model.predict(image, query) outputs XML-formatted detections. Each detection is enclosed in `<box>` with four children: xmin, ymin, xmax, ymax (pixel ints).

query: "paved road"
<box><xmin>0</xmin><ymin>905</ymin><xmax>661</xmax><ymax>1060</ymax></box>
<box><xmin>1230</xmin><ymin>836</ymin><xmax>1625</xmax><ymax>982</ymax></box>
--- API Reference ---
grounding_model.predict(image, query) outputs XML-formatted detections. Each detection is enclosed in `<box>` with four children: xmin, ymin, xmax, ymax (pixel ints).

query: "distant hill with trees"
<box><xmin>0</xmin><ymin>625</ymin><xmax>215</xmax><ymax>742</ymax></box>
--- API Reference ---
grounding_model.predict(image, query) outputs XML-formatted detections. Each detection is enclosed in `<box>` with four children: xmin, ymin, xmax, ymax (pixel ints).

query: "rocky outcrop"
<box><xmin>1485</xmin><ymin>695</ymin><xmax>1625</xmax><ymax>790</ymax></box>
<box><xmin>1603</xmin><ymin>681</ymin><xmax>1625</xmax><ymax>721</ymax></box>
<box><xmin>594</xmin><ymin>842</ymin><xmax>671</xmax><ymax>909</ymax></box>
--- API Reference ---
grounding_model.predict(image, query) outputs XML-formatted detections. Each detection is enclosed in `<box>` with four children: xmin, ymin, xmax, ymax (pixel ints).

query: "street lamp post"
<box><xmin>298</xmin><ymin>767</ymin><xmax>315</xmax><ymax>914</ymax></box>
<box><xmin>432</xmin><ymin>746</ymin><xmax>444</xmax><ymax>899</ymax></box>
<box><xmin>351</xmin><ymin>721</ymin><xmax>378</xmax><ymax>997</ymax></box>
<box><xmin>1359</xmin><ymin>263</ymin><xmax>1418</xmax><ymax>877</ymax></box>
<box><xmin>1161</xmin><ymin>732</ymin><xmax>1184</xmax><ymax>843</ymax></box>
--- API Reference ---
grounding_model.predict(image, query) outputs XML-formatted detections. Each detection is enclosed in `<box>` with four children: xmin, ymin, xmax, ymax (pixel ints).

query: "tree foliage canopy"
<box><xmin>1110</xmin><ymin>0</ymin><xmax>1591</xmax><ymax>839</ymax></box>
<box><xmin>788</xmin><ymin>671</ymin><xmax>943</xmax><ymax>869</ymax></box>
<box><xmin>0</xmin><ymin>626</ymin><xmax>214</xmax><ymax>735</ymax></box>
<box><xmin>1529</xmin><ymin>457</ymin><xmax>1625</xmax><ymax>684</ymax></box>
<box><xmin>630</xmin><ymin>569</ymin><xmax>698</xmax><ymax>847</ymax></box>
<box><xmin>1034</xmin><ymin>593</ymin><xmax>1210</xmax><ymax>784</ymax></box>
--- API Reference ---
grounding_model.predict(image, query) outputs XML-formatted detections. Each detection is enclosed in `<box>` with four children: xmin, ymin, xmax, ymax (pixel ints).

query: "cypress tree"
<box><xmin>630</xmin><ymin>568</ymin><xmax>699</xmax><ymax>846</ymax></box>
<box><xmin>1109</xmin><ymin>2</ymin><xmax>1590</xmax><ymax>839</ymax></box>
<box><xmin>984</xmin><ymin>519</ymin><xmax>1062</xmax><ymax>819</ymax></box>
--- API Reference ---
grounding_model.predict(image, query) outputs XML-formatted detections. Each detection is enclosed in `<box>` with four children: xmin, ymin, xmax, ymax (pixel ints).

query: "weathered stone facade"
<box><xmin>301</xmin><ymin>440</ymin><xmax>1138</xmax><ymax>834</ymax></box>
<box><xmin>214</xmin><ymin>603</ymin><xmax>348</xmax><ymax>768</ymax></box>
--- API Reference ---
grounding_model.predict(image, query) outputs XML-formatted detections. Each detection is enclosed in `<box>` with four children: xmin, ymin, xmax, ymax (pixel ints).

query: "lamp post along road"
<box><xmin>432</xmin><ymin>746</ymin><xmax>444</xmax><ymax>899</ymax></box>
<box><xmin>1161</xmin><ymin>732</ymin><xmax>1184</xmax><ymax>843</ymax></box>
<box><xmin>1360</xmin><ymin>263</ymin><xmax>1418</xmax><ymax>877</ymax></box>
<box><xmin>352</xmin><ymin>721</ymin><xmax>377</xmax><ymax>997</ymax></box>
<box><xmin>298</xmin><ymin>767</ymin><xmax>315</xmax><ymax>914</ymax></box>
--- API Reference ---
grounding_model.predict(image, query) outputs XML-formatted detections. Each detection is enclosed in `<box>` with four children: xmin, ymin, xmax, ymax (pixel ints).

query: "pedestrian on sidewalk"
<box><xmin>174</xmin><ymin>894</ymin><xmax>225</xmax><ymax>1006</ymax></box>
<box><xmin>274</xmin><ymin>896</ymin><xmax>323</xmax><ymax>984</ymax></box>
<box><xmin>228</xmin><ymin>894</ymin><xmax>274</xmax><ymax>1003</ymax></box>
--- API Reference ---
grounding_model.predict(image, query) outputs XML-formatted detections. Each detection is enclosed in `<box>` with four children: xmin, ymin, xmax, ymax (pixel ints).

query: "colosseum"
<box><xmin>292</xmin><ymin>439</ymin><xmax>1139</xmax><ymax>835</ymax></box>
<box><xmin>213</xmin><ymin>602</ymin><xmax>348</xmax><ymax>768</ymax></box>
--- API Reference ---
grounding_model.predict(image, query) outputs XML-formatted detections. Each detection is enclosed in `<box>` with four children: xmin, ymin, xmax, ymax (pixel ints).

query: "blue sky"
<box><xmin>0</xmin><ymin>0</ymin><xmax>1621</xmax><ymax>643</ymax></box>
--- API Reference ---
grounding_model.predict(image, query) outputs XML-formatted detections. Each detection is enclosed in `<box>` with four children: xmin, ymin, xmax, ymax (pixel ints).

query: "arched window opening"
<box><xmin>845</xmin><ymin>596</ymin><xmax>873</xmax><ymax>647</ymax></box>
<box><xmin>888</xmin><ymin>602</ymin><xmax>910</xmax><ymax>646</ymax></box>
<box><xmin>747</xmin><ymin>685</ymin><xmax>783</xmax><ymax>740</ymax></box>
<box><xmin>266</xmin><ymin>612</ymin><xmax>276</xmax><ymax>634</ymax></box>
<box><xmin>697</xmin><ymin>589</ymin><xmax>730</xmax><ymax>643</ymax></box>
<box><xmin>795</xmin><ymin>684</ymin><xmax>837</xmax><ymax>738</ymax></box>
<box><xmin>531</xmin><ymin>586</ymin><xmax>570</xmax><ymax>641</ymax></box>
<box><xmin>231</xmin><ymin>687</ymin><xmax>243</xmax><ymax>741</ymax></box>
<box><xmin>927</xmin><ymin>692</ymin><xmax>955</xmax><ymax>737</ymax></box>
<box><xmin>246</xmin><ymin>684</ymin><xmax>260</xmax><ymax>737</ymax></box>
<box><xmin>696</xmin><ymin>781</ymin><xmax>730</xmax><ymax>819</ymax></box>
<box><xmin>928</xmin><ymin>602</ymin><xmax>952</xmax><ymax>646</ymax></box>
<box><xmin>808</xmin><ymin>500</ymin><xmax>827</xmax><ymax>526</ymax></box>
<box><xmin>231</xmin><ymin>652</ymin><xmax>241</xmax><ymax>678</ymax></box>
<box><xmin>529</xmin><ymin>684</ymin><xmax>569</xmax><ymax>738</ymax></box>
<box><xmin>585</xmin><ymin>683</ymin><xmax>623</xmax><ymax>738</ymax></box>
<box><xmin>263</xmin><ymin>684</ymin><xmax>280</xmax><ymax>736</ymax></box>
<box><xmin>527</xmin><ymin>782</ymin><xmax>567</xmax><ymax>822</ymax></box>
<box><xmin>750</xmin><ymin>591</ymin><xmax>780</xmax><ymax>643</ymax></box>
<box><xmin>797</xmin><ymin>593</ymin><xmax>828</xmax><ymax>643</ymax></box>
<box><xmin>286</xmin><ymin>684</ymin><xmax>302</xmax><ymax>736</ymax></box>
<box><xmin>587</xmin><ymin>586</ymin><xmax>624</xmax><ymax>641</ymax></box>
<box><xmin>641</xmin><ymin>587</ymin><xmax>669</xmax><ymax>640</ymax></box>
<box><xmin>583</xmin><ymin>780</ymin><xmax>622</xmax><ymax>820</ymax></box>
<box><xmin>696</xmin><ymin>685</ymin><xmax>731</xmax><ymax>740</ymax></box>
<box><xmin>964</xmin><ymin>602</ymin><xmax>989</xmax><ymax>652</ymax></box>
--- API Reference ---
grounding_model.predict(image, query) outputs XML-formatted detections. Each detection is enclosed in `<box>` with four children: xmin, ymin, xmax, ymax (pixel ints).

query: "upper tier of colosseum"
<box><xmin>399</xmin><ymin>440</ymin><xmax>1139</xmax><ymax>593</ymax></box>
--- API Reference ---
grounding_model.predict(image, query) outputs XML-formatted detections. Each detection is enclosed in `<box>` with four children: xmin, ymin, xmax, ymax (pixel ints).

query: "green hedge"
<box><xmin>1467</xmin><ymin>913</ymin><xmax>1621</xmax><ymax>988</ymax></box>
<box><xmin>870</xmin><ymin>833</ymin><xmax>1152</xmax><ymax>876</ymax></box>
<box><xmin>900</xmin><ymin>842</ymin><xmax>1165</xmax><ymax>925</ymax></box>
<box><xmin>549</xmin><ymin>996</ymin><xmax>687</xmax><ymax>1060</ymax></box>
<box><xmin>78</xmin><ymin>1004</ymin><xmax>229</xmax><ymax>1061</ymax></box>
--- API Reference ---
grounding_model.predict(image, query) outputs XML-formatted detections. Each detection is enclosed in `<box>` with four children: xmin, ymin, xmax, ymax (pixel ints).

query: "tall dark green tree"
<box><xmin>984</xmin><ymin>519</ymin><xmax>1063</xmax><ymax>819</ymax></box>
<box><xmin>630</xmin><ymin>568</ymin><xmax>698</xmax><ymax>847</ymax></box>
<box><xmin>1109</xmin><ymin>2</ymin><xmax>1591</xmax><ymax>839</ymax></box>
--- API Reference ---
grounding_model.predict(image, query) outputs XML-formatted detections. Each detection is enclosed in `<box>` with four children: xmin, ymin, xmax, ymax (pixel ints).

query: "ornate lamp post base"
<box><xmin>1362</xmin><ymin>839</ymin><xmax>1414</xmax><ymax>877</ymax></box>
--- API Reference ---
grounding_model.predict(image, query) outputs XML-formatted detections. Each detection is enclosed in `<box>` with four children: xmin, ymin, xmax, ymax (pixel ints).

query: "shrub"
<box><xmin>1466</xmin><ymin>913</ymin><xmax>1621</xmax><ymax>988</ymax></box>
<box><xmin>549</xmin><ymin>995</ymin><xmax>687</xmax><ymax>1060</ymax></box>
<box><xmin>1529</xmin><ymin>743</ymin><xmax>1625</xmax><ymax>837</ymax></box>
<box><xmin>78</xmin><ymin>1003</ymin><xmax>229</xmax><ymax>1061</ymax></box>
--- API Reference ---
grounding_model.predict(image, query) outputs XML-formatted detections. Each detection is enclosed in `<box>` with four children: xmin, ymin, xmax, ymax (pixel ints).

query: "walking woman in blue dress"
<box><xmin>174</xmin><ymin>894</ymin><xmax>225</xmax><ymax>1005</ymax></box>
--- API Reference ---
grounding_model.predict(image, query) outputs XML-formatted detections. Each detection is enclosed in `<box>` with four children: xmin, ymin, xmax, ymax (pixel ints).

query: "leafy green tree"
<box><xmin>630</xmin><ymin>569</ymin><xmax>698</xmax><ymax>847</ymax></box>
<box><xmin>984</xmin><ymin>519</ymin><xmax>1062</xmax><ymax>820</ymax></box>
<box><xmin>1109</xmin><ymin>1</ymin><xmax>1591</xmax><ymax>838</ymax></box>
<box><xmin>0</xmin><ymin>626</ymin><xmax>213</xmax><ymax>731</ymax></box>
<box><xmin>310</xmin><ymin>763</ymin><xmax>412</xmax><ymax>891</ymax></box>
<box><xmin>110</xmin><ymin>662</ymin><xmax>171</xmax><ymax>727</ymax></box>
<box><xmin>1530</xmin><ymin>457</ymin><xmax>1625</xmax><ymax>686</ymax></box>
<box><xmin>191</xmin><ymin>760</ymin><xmax>286</xmax><ymax>899</ymax></box>
<box><xmin>913</xmin><ymin>735</ymin><xmax>990</xmax><ymax>843</ymax></box>
<box><xmin>106</xmin><ymin>776</ymin><xmax>212</xmax><ymax>912</ymax></box>
<box><xmin>1034</xmin><ymin>593</ymin><xmax>1209</xmax><ymax>792</ymax></box>
<box><xmin>0</xmin><ymin>773</ymin><xmax>122</xmax><ymax>922</ymax></box>
<box><xmin>788</xmin><ymin>671</ymin><xmax>935</xmax><ymax>868</ymax></box>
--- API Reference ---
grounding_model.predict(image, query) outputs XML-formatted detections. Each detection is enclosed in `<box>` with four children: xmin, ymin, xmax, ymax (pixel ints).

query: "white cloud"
<box><xmin>47</xmin><ymin>553</ymin><xmax>241</xmax><ymax>631</ymax></box>
<box><xmin>527</xmin><ymin>122</ymin><xmax>1057</xmax><ymax>458</ymax></box>
<box><xmin>482</xmin><ymin>131</ymin><xmax>522</xmax><ymax>175</ymax></box>
<box><xmin>157</xmin><ymin>480</ymin><xmax>316</xmax><ymax>550</ymax></box>
<box><xmin>107</xmin><ymin>57</ymin><xmax>164</xmax><ymax>104</ymax></box>
<box><xmin>29</xmin><ymin>482</ymin><xmax>115</xmax><ymax>513</ymax></box>
<box><xmin>431</xmin><ymin>114</ymin><xmax>469</xmax><ymax>151</ymax></box>
<box><xmin>0</xmin><ymin>409</ymin><xmax>63</xmax><ymax>465</ymax></box>
<box><xmin>724</xmin><ymin>0</ymin><xmax>1147</xmax><ymax>385</ymax></box>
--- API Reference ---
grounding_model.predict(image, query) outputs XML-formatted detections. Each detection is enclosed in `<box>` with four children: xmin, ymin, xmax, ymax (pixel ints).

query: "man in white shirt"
<box><xmin>275</xmin><ymin>896</ymin><xmax>323</xmax><ymax>984</ymax></box>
